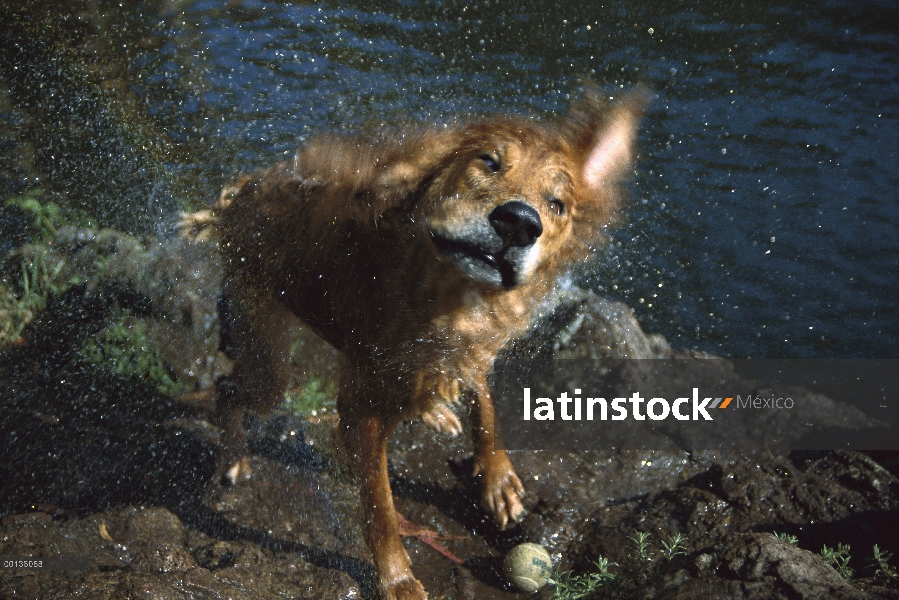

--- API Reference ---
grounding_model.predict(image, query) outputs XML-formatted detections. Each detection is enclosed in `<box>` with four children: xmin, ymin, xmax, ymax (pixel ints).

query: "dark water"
<box><xmin>1</xmin><ymin>0</ymin><xmax>897</xmax><ymax>360</ymax></box>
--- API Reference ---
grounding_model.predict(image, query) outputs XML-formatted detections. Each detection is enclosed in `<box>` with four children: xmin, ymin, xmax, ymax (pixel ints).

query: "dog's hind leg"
<box><xmin>215</xmin><ymin>377</ymin><xmax>253</xmax><ymax>485</ymax></box>
<box><xmin>341</xmin><ymin>409</ymin><xmax>428</xmax><ymax>600</ymax></box>
<box><xmin>470</xmin><ymin>379</ymin><xmax>525</xmax><ymax>530</ymax></box>
<box><xmin>215</xmin><ymin>280</ymin><xmax>295</xmax><ymax>485</ymax></box>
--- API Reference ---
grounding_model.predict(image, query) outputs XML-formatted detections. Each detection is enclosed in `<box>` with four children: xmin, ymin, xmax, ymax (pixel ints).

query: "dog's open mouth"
<box><xmin>431</xmin><ymin>235</ymin><xmax>501</xmax><ymax>269</ymax></box>
<box><xmin>429</xmin><ymin>232</ymin><xmax>514</xmax><ymax>287</ymax></box>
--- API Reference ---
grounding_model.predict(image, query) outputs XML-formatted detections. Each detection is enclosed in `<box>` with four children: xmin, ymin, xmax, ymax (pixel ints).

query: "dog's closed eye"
<box><xmin>480</xmin><ymin>153</ymin><xmax>501</xmax><ymax>172</ymax></box>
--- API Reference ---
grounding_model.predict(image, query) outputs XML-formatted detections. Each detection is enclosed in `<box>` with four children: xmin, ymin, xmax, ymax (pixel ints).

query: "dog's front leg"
<box><xmin>470</xmin><ymin>380</ymin><xmax>525</xmax><ymax>530</ymax></box>
<box><xmin>344</xmin><ymin>414</ymin><xmax>428</xmax><ymax>600</ymax></box>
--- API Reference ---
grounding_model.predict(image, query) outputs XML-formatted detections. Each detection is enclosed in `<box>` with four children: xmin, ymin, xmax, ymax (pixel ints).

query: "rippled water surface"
<box><xmin>1</xmin><ymin>0</ymin><xmax>897</xmax><ymax>359</ymax></box>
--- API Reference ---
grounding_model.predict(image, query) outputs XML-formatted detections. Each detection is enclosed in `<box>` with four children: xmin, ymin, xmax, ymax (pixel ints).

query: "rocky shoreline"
<box><xmin>1</xmin><ymin>227</ymin><xmax>897</xmax><ymax>599</ymax></box>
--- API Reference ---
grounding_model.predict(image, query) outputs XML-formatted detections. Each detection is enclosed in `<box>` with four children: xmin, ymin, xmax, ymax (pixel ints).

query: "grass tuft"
<box><xmin>868</xmin><ymin>545</ymin><xmax>897</xmax><ymax>587</ymax></box>
<box><xmin>80</xmin><ymin>310</ymin><xmax>185</xmax><ymax>395</ymax></box>
<box><xmin>819</xmin><ymin>543</ymin><xmax>854</xmax><ymax>580</ymax></box>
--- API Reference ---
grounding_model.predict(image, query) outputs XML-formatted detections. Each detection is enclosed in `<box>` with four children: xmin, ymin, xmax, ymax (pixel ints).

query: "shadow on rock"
<box><xmin>0</xmin><ymin>287</ymin><xmax>380</xmax><ymax>598</ymax></box>
<box><xmin>0</xmin><ymin>286</ymin><xmax>214</xmax><ymax>515</ymax></box>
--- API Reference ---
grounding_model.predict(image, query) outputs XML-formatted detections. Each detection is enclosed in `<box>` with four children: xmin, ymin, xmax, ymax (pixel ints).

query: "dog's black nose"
<box><xmin>489</xmin><ymin>201</ymin><xmax>543</xmax><ymax>247</ymax></box>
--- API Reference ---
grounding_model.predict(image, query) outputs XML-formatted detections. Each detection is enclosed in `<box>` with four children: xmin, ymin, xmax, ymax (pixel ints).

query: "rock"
<box><xmin>566</xmin><ymin>450</ymin><xmax>899</xmax><ymax>599</ymax></box>
<box><xmin>551</xmin><ymin>286</ymin><xmax>674</xmax><ymax>360</ymax></box>
<box><xmin>684</xmin><ymin>533</ymin><xmax>866</xmax><ymax>599</ymax></box>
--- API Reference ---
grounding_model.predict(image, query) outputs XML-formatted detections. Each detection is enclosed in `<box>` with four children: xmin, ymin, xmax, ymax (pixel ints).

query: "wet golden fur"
<box><xmin>188</xmin><ymin>88</ymin><xmax>648</xmax><ymax>600</ymax></box>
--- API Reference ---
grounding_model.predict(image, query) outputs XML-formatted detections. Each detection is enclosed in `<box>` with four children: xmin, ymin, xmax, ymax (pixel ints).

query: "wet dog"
<box><xmin>186</xmin><ymin>87</ymin><xmax>648</xmax><ymax>599</ymax></box>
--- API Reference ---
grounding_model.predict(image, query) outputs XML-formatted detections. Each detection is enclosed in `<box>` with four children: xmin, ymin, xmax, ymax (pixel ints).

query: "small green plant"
<box><xmin>4</xmin><ymin>188</ymin><xmax>96</xmax><ymax>241</ymax></box>
<box><xmin>551</xmin><ymin>556</ymin><xmax>616</xmax><ymax>599</ymax></box>
<box><xmin>0</xmin><ymin>252</ymin><xmax>69</xmax><ymax>347</ymax></box>
<box><xmin>621</xmin><ymin>531</ymin><xmax>654</xmax><ymax>585</ymax></box>
<box><xmin>81</xmin><ymin>312</ymin><xmax>185</xmax><ymax>395</ymax></box>
<box><xmin>774</xmin><ymin>531</ymin><xmax>799</xmax><ymax>545</ymax></box>
<box><xmin>1</xmin><ymin>189</ymin><xmax>97</xmax><ymax>348</ymax></box>
<box><xmin>777</xmin><ymin>533</ymin><xmax>895</xmax><ymax>587</ymax></box>
<box><xmin>660</xmin><ymin>532</ymin><xmax>688</xmax><ymax>559</ymax></box>
<box><xmin>550</xmin><ymin>556</ymin><xmax>617</xmax><ymax>600</ymax></box>
<box><xmin>868</xmin><ymin>545</ymin><xmax>897</xmax><ymax>586</ymax></box>
<box><xmin>629</xmin><ymin>531</ymin><xmax>654</xmax><ymax>565</ymax></box>
<box><xmin>19</xmin><ymin>252</ymin><xmax>68</xmax><ymax>299</ymax></box>
<box><xmin>549</xmin><ymin>531</ymin><xmax>688</xmax><ymax>599</ymax></box>
<box><xmin>820</xmin><ymin>543</ymin><xmax>854</xmax><ymax>580</ymax></box>
<box><xmin>5</xmin><ymin>189</ymin><xmax>62</xmax><ymax>241</ymax></box>
<box><xmin>282</xmin><ymin>375</ymin><xmax>337</xmax><ymax>416</ymax></box>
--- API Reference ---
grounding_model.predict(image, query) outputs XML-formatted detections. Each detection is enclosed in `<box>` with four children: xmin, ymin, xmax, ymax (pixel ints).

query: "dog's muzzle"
<box><xmin>430</xmin><ymin>201</ymin><xmax>543</xmax><ymax>288</ymax></box>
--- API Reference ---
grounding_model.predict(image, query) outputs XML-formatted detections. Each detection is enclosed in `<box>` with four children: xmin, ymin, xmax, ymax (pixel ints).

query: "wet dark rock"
<box><xmin>1</xmin><ymin>229</ymin><xmax>897</xmax><ymax>599</ymax></box>
<box><xmin>682</xmin><ymin>532</ymin><xmax>867</xmax><ymax>599</ymax></box>
<box><xmin>550</xmin><ymin>287</ymin><xmax>676</xmax><ymax>360</ymax></box>
<box><xmin>566</xmin><ymin>451</ymin><xmax>899</xmax><ymax>598</ymax></box>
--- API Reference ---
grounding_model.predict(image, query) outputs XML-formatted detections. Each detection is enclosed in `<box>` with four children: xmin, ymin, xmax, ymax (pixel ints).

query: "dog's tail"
<box><xmin>177</xmin><ymin>182</ymin><xmax>242</xmax><ymax>241</ymax></box>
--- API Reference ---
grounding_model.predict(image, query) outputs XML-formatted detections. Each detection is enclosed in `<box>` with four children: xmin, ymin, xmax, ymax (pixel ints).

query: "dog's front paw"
<box><xmin>420</xmin><ymin>402</ymin><xmax>462</xmax><ymax>436</ymax></box>
<box><xmin>412</xmin><ymin>371</ymin><xmax>461</xmax><ymax>407</ymax></box>
<box><xmin>220</xmin><ymin>456</ymin><xmax>253</xmax><ymax>486</ymax></box>
<box><xmin>380</xmin><ymin>574</ymin><xmax>428</xmax><ymax>600</ymax></box>
<box><xmin>473</xmin><ymin>453</ymin><xmax>526</xmax><ymax>530</ymax></box>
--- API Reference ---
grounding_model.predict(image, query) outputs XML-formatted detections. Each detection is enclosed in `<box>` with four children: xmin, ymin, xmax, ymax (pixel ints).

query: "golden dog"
<box><xmin>190</xmin><ymin>87</ymin><xmax>648</xmax><ymax>599</ymax></box>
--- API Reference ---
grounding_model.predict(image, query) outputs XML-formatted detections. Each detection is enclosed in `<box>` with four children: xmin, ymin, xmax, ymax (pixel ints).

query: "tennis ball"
<box><xmin>503</xmin><ymin>542</ymin><xmax>553</xmax><ymax>592</ymax></box>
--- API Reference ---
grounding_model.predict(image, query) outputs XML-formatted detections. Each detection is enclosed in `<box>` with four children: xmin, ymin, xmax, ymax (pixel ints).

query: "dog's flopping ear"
<box><xmin>567</xmin><ymin>86</ymin><xmax>652</xmax><ymax>190</ymax></box>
